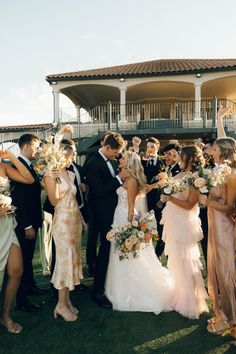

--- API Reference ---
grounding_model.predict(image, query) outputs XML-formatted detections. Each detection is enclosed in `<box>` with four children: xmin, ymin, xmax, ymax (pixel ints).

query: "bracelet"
<box><xmin>55</xmin><ymin>176</ymin><xmax>62</xmax><ymax>184</ymax></box>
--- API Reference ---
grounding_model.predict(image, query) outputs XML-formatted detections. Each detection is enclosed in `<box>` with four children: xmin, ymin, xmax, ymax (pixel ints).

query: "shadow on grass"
<box><xmin>0</xmin><ymin>240</ymin><xmax>235</xmax><ymax>354</ymax></box>
<box><xmin>1</xmin><ymin>277</ymin><xmax>235</xmax><ymax>354</ymax></box>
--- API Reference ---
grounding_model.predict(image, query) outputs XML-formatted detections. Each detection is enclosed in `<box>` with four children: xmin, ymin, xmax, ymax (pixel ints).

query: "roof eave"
<box><xmin>46</xmin><ymin>66</ymin><xmax>236</xmax><ymax>83</ymax></box>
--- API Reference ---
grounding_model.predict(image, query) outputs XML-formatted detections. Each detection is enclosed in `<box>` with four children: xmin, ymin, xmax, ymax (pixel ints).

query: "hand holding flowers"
<box><xmin>58</xmin><ymin>125</ymin><xmax>74</xmax><ymax>136</ymax></box>
<box><xmin>146</xmin><ymin>172</ymin><xmax>169</xmax><ymax>193</ymax></box>
<box><xmin>0</xmin><ymin>176</ymin><xmax>12</xmax><ymax>206</ymax></box>
<box><xmin>199</xmin><ymin>194</ymin><xmax>208</xmax><ymax>206</ymax></box>
<box><xmin>183</xmin><ymin>162</ymin><xmax>230</xmax><ymax>207</ymax></box>
<box><xmin>0</xmin><ymin>204</ymin><xmax>11</xmax><ymax>218</ymax></box>
<box><xmin>33</xmin><ymin>124</ymin><xmax>74</xmax><ymax>179</ymax></box>
<box><xmin>157</xmin><ymin>176</ymin><xmax>186</xmax><ymax>208</ymax></box>
<box><xmin>106</xmin><ymin>211</ymin><xmax>159</xmax><ymax>260</ymax></box>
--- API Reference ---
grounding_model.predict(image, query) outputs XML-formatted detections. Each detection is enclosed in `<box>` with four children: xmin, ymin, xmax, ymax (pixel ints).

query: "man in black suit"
<box><xmin>199</xmin><ymin>139</ymin><xmax>215</xmax><ymax>265</ymax></box>
<box><xmin>162</xmin><ymin>143</ymin><xmax>181</xmax><ymax>177</ymax></box>
<box><xmin>157</xmin><ymin>143</ymin><xmax>181</xmax><ymax>256</ymax></box>
<box><xmin>142</xmin><ymin>137</ymin><xmax>163</xmax><ymax>239</ymax></box>
<box><xmin>84</xmin><ymin>130</ymin><xmax>112</xmax><ymax>277</ymax></box>
<box><xmin>11</xmin><ymin>134</ymin><xmax>47</xmax><ymax>312</ymax></box>
<box><xmin>84</xmin><ymin>132</ymin><xmax>129</xmax><ymax>308</ymax></box>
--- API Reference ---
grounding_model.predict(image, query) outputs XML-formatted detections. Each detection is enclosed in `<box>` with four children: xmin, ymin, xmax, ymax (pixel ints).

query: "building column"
<box><xmin>75</xmin><ymin>105</ymin><xmax>80</xmax><ymax>138</ymax></box>
<box><xmin>194</xmin><ymin>83</ymin><xmax>202</xmax><ymax>120</ymax></box>
<box><xmin>119</xmin><ymin>87</ymin><xmax>127</xmax><ymax>123</ymax></box>
<box><xmin>53</xmin><ymin>89</ymin><xmax>60</xmax><ymax>124</ymax></box>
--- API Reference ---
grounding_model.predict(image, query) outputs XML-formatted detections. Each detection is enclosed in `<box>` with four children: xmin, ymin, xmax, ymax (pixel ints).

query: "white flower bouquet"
<box><xmin>0</xmin><ymin>176</ymin><xmax>12</xmax><ymax>206</ymax></box>
<box><xmin>157</xmin><ymin>175</ymin><xmax>186</xmax><ymax>208</ymax></box>
<box><xmin>182</xmin><ymin>163</ymin><xmax>230</xmax><ymax>207</ymax></box>
<box><xmin>33</xmin><ymin>125</ymin><xmax>74</xmax><ymax>182</ymax></box>
<box><xmin>106</xmin><ymin>211</ymin><xmax>159</xmax><ymax>260</ymax></box>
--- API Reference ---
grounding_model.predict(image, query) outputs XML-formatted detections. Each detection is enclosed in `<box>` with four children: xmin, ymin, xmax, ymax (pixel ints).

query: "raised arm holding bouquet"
<box><xmin>42</xmin><ymin>125</ymin><xmax>85</xmax><ymax>322</ymax></box>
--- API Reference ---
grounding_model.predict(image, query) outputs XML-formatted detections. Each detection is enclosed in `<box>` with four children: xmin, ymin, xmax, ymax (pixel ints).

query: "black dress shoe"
<box><xmin>27</xmin><ymin>286</ymin><xmax>49</xmax><ymax>295</ymax></box>
<box><xmin>76</xmin><ymin>284</ymin><xmax>88</xmax><ymax>291</ymax></box>
<box><xmin>16</xmin><ymin>302</ymin><xmax>41</xmax><ymax>312</ymax></box>
<box><xmin>92</xmin><ymin>293</ymin><xmax>112</xmax><ymax>309</ymax></box>
<box><xmin>84</xmin><ymin>265</ymin><xmax>95</xmax><ymax>277</ymax></box>
<box><xmin>50</xmin><ymin>286</ymin><xmax>58</xmax><ymax>300</ymax></box>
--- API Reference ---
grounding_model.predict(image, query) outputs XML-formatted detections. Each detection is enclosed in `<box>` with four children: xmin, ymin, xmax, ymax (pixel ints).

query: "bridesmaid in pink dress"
<box><xmin>199</xmin><ymin>137</ymin><xmax>236</xmax><ymax>338</ymax></box>
<box><xmin>161</xmin><ymin>146</ymin><xmax>209</xmax><ymax>319</ymax></box>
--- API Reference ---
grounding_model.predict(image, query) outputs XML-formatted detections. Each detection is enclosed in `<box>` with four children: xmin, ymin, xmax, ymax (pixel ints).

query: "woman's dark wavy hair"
<box><xmin>180</xmin><ymin>145</ymin><xmax>205</xmax><ymax>172</ymax></box>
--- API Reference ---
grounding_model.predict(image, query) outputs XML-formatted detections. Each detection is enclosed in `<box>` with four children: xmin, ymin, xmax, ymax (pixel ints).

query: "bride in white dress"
<box><xmin>105</xmin><ymin>151</ymin><xmax>173</xmax><ymax>312</ymax></box>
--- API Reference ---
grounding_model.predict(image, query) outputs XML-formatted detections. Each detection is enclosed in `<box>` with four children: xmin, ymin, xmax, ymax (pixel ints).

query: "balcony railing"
<box><xmin>1</xmin><ymin>98</ymin><xmax>236</xmax><ymax>145</ymax></box>
<box><xmin>58</xmin><ymin>98</ymin><xmax>235</xmax><ymax>139</ymax></box>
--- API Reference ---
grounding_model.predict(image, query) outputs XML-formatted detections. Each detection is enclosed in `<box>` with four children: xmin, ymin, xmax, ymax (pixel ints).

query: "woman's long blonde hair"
<box><xmin>215</xmin><ymin>137</ymin><xmax>236</xmax><ymax>168</ymax></box>
<box><xmin>124</xmin><ymin>151</ymin><xmax>146</xmax><ymax>193</ymax></box>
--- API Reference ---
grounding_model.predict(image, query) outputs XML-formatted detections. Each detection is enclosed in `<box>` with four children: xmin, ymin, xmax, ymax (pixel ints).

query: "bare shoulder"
<box><xmin>43</xmin><ymin>172</ymin><xmax>55</xmax><ymax>184</ymax></box>
<box><xmin>126</xmin><ymin>176</ymin><xmax>137</xmax><ymax>185</ymax></box>
<box><xmin>227</xmin><ymin>173</ymin><xmax>236</xmax><ymax>187</ymax></box>
<box><xmin>126</xmin><ymin>176</ymin><xmax>138</xmax><ymax>192</ymax></box>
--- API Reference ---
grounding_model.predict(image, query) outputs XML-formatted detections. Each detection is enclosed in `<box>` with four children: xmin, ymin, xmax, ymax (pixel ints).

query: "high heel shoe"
<box><xmin>67</xmin><ymin>302</ymin><xmax>79</xmax><ymax>315</ymax></box>
<box><xmin>221</xmin><ymin>325</ymin><xmax>236</xmax><ymax>338</ymax></box>
<box><xmin>207</xmin><ymin>318</ymin><xmax>232</xmax><ymax>335</ymax></box>
<box><xmin>53</xmin><ymin>307</ymin><xmax>78</xmax><ymax>322</ymax></box>
<box><xmin>69</xmin><ymin>306</ymin><xmax>79</xmax><ymax>315</ymax></box>
<box><xmin>0</xmin><ymin>318</ymin><xmax>23</xmax><ymax>334</ymax></box>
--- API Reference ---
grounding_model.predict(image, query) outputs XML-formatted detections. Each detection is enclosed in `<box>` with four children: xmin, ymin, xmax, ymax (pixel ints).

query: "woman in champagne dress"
<box><xmin>44</xmin><ymin>143</ymin><xmax>85</xmax><ymax>322</ymax></box>
<box><xmin>199</xmin><ymin>137</ymin><xmax>236</xmax><ymax>337</ymax></box>
<box><xmin>0</xmin><ymin>150</ymin><xmax>33</xmax><ymax>334</ymax></box>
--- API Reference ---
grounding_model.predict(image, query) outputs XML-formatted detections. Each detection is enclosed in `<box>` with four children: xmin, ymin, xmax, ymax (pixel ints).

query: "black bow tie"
<box><xmin>66</xmin><ymin>164</ymin><xmax>74</xmax><ymax>172</ymax></box>
<box><xmin>149</xmin><ymin>159</ymin><xmax>155</xmax><ymax>165</ymax></box>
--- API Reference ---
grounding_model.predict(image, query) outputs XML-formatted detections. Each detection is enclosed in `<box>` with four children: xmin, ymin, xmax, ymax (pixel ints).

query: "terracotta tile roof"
<box><xmin>46</xmin><ymin>59</ymin><xmax>236</xmax><ymax>81</ymax></box>
<box><xmin>0</xmin><ymin>123</ymin><xmax>52</xmax><ymax>131</ymax></box>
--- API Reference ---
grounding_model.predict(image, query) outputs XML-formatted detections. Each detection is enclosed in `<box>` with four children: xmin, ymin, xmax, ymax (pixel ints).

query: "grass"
<box><xmin>0</xmin><ymin>236</ymin><xmax>235</xmax><ymax>354</ymax></box>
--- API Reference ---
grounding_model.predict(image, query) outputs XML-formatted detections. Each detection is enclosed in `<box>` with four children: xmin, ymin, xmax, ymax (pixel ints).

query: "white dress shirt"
<box><xmin>19</xmin><ymin>154</ymin><xmax>33</xmax><ymax>230</ymax></box>
<box><xmin>72</xmin><ymin>163</ymin><xmax>84</xmax><ymax>209</ymax></box>
<box><xmin>98</xmin><ymin>149</ymin><xmax>122</xmax><ymax>185</ymax></box>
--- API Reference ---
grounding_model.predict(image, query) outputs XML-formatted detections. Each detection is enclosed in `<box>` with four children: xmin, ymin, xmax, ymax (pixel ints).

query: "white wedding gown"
<box><xmin>105</xmin><ymin>186</ymin><xmax>174</xmax><ymax>312</ymax></box>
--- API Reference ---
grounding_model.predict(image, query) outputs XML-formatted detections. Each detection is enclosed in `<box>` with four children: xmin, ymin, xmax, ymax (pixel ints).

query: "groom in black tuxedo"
<box><xmin>85</xmin><ymin>132</ymin><xmax>129</xmax><ymax>308</ymax></box>
<box><xmin>11</xmin><ymin>134</ymin><xmax>46</xmax><ymax>312</ymax></box>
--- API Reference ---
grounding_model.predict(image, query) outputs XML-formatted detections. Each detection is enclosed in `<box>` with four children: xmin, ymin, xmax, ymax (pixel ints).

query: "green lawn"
<box><xmin>0</xmin><ymin>237</ymin><xmax>235</xmax><ymax>354</ymax></box>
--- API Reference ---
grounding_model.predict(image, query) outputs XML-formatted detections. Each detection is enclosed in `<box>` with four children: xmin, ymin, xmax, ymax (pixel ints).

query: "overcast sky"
<box><xmin>1</xmin><ymin>0</ymin><xmax>236</xmax><ymax>126</ymax></box>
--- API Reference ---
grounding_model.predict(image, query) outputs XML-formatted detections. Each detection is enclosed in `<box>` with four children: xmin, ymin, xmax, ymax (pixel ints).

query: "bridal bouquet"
<box><xmin>106</xmin><ymin>210</ymin><xmax>159</xmax><ymax>260</ymax></box>
<box><xmin>0</xmin><ymin>176</ymin><xmax>12</xmax><ymax>206</ymax></box>
<box><xmin>182</xmin><ymin>162</ymin><xmax>231</xmax><ymax>207</ymax></box>
<box><xmin>33</xmin><ymin>125</ymin><xmax>73</xmax><ymax>180</ymax></box>
<box><xmin>183</xmin><ymin>164</ymin><xmax>230</xmax><ymax>193</ymax></box>
<box><xmin>157</xmin><ymin>175</ymin><xmax>186</xmax><ymax>208</ymax></box>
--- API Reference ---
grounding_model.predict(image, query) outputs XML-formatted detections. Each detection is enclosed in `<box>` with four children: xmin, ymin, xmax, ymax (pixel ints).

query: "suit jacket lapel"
<box><xmin>96</xmin><ymin>152</ymin><xmax>111</xmax><ymax>172</ymax></box>
<box><xmin>18</xmin><ymin>156</ymin><xmax>40</xmax><ymax>184</ymax></box>
<box><xmin>171</xmin><ymin>163</ymin><xmax>181</xmax><ymax>176</ymax></box>
<box><xmin>111</xmin><ymin>159</ymin><xmax>119</xmax><ymax>175</ymax></box>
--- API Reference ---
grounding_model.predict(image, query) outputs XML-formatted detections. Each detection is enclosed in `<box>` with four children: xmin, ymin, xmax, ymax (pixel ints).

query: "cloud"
<box><xmin>0</xmin><ymin>81</ymin><xmax>88</xmax><ymax>127</ymax></box>
<box><xmin>0</xmin><ymin>82</ymin><xmax>53</xmax><ymax>126</ymax></box>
